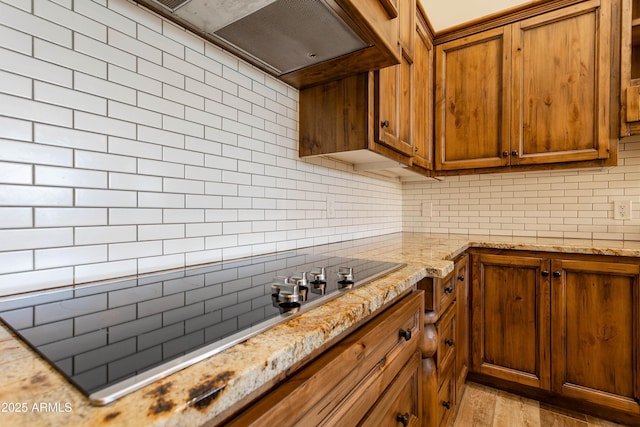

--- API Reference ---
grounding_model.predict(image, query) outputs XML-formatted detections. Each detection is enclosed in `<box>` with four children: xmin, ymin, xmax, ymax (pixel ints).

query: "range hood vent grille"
<box><xmin>211</xmin><ymin>0</ymin><xmax>370</xmax><ymax>75</ymax></box>
<box><xmin>151</xmin><ymin>0</ymin><xmax>190</xmax><ymax>12</ymax></box>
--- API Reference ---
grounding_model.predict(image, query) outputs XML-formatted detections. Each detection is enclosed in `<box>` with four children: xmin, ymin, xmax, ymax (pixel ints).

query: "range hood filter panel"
<box><xmin>212</xmin><ymin>0</ymin><xmax>370</xmax><ymax>75</ymax></box>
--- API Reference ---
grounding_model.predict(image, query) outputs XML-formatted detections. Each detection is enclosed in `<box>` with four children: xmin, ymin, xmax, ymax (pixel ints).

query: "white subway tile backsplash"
<box><xmin>36</xmin><ymin>208</ymin><xmax>107</xmax><ymax>227</ymax></box>
<box><xmin>138</xmin><ymin>254</ymin><xmax>184</xmax><ymax>275</ymax></box>
<box><xmin>138</xmin><ymin>58</ymin><xmax>184</xmax><ymax>89</ymax></box>
<box><xmin>0</xmin><ymin>184</ymin><xmax>72</xmax><ymax>207</ymax></box>
<box><xmin>0</xmin><ymin>93</ymin><xmax>72</xmax><ymax>127</ymax></box>
<box><xmin>0</xmin><ymin>267</ymin><xmax>74</xmax><ymax>296</ymax></box>
<box><xmin>74</xmin><ymin>259</ymin><xmax>136</xmax><ymax>285</ymax></box>
<box><xmin>0</xmin><ymin>47</ymin><xmax>72</xmax><ymax>87</ymax></box>
<box><xmin>0</xmin><ymin>162</ymin><xmax>31</xmax><ymax>184</ymax></box>
<box><xmin>138</xmin><ymin>159</ymin><xmax>184</xmax><ymax>178</ymax></box>
<box><xmin>74</xmin><ymin>0</ymin><xmax>138</xmax><ymax>38</ymax></box>
<box><xmin>109</xmin><ymin>208</ymin><xmax>162</xmax><ymax>225</ymax></box>
<box><xmin>109</xmin><ymin>172</ymin><xmax>162</xmax><ymax>192</ymax></box>
<box><xmin>0</xmin><ymin>228</ymin><xmax>73</xmax><ymax>251</ymax></box>
<box><xmin>74</xmin><ymin>33</ymin><xmax>136</xmax><ymax>71</ymax></box>
<box><xmin>138</xmin><ymin>224</ymin><xmax>184</xmax><ymax>241</ymax></box>
<box><xmin>74</xmin><ymin>111</ymin><xmax>136</xmax><ymax>139</ymax></box>
<box><xmin>138</xmin><ymin>192</ymin><xmax>185</xmax><ymax>208</ymax></box>
<box><xmin>0</xmin><ymin>251</ymin><xmax>32</xmax><ymax>274</ymax></box>
<box><xmin>35</xmin><ymin>165</ymin><xmax>107</xmax><ymax>188</ymax></box>
<box><xmin>34</xmin><ymin>81</ymin><xmax>106</xmax><ymax>115</ymax></box>
<box><xmin>0</xmin><ymin>1</ymin><xmax>71</xmax><ymax>48</ymax></box>
<box><xmin>75</xmin><ymin>225</ymin><xmax>136</xmax><ymax>245</ymax></box>
<box><xmin>35</xmin><ymin>0</ymin><xmax>106</xmax><ymax>42</ymax></box>
<box><xmin>108</xmin><ymin>241</ymin><xmax>162</xmax><ymax>261</ymax></box>
<box><xmin>0</xmin><ymin>20</ymin><xmax>31</xmax><ymax>55</ymax></box>
<box><xmin>74</xmin><ymin>71</ymin><xmax>136</xmax><ymax>104</ymax></box>
<box><xmin>0</xmin><ymin>208</ymin><xmax>32</xmax><ymax>229</ymax></box>
<box><xmin>75</xmin><ymin>189</ymin><xmax>137</xmax><ymax>207</ymax></box>
<box><xmin>35</xmin><ymin>245</ymin><xmax>107</xmax><ymax>269</ymax></box>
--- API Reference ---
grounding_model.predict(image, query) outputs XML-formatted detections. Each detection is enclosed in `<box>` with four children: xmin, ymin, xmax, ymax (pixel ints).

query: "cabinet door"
<box><xmin>511</xmin><ymin>0</ymin><xmax>611</xmax><ymax>165</ymax></box>
<box><xmin>551</xmin><ymin>259</ymin><xmax>640</xmax><ymax>413</ymax></box>
<box><xmin>470</xmin><ymin>253</ymin><xmax>551</xmax><ymax>389</ymax></box>
<box><xmin>376</xmin><ymin>0</ymin><xmax>415</xmax><ymax>157</ymax></box>
<box><xmin>411</xmin><ymin>8</ymin><xmax>434</xmax><ymax>171</ymax></box>
<box><xmin>434</xmin><ymin>27</ymin><xmax>512</xmax><ymax>170</ymax></box>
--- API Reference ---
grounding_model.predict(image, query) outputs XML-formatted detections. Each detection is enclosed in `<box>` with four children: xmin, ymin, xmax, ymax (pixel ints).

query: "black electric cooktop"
<box><xmin>0</xmin><ymin>249</ymin><xmax>403</xmax><ymax>405</ymax></box>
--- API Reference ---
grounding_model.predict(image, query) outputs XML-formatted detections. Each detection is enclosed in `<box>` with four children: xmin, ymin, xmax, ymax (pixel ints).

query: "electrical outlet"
<box><xmin>613</xmin><ymin>200</ymin><xmax>632</xmax><ymax>220</ymax></box>
<box><xmin>421</xmin><ymin>201</ymin><xmax>432</xmax><ymax>218</ymax></box>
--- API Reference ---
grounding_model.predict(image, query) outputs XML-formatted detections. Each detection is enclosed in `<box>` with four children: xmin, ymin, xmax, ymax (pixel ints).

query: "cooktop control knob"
<box><xmin>338</xmin><ymin>267</ymin><xmax>354</xmax><ymax>284</ymax></box>
<box><xmin>271</xmin><ymin>276</ymin><xmax>300</xmax><ymax>303</ymax></box>
<box><xmin>309</xmin><ymin>267</ymin><xmax>326</xmax><ymax>283</ymax></box>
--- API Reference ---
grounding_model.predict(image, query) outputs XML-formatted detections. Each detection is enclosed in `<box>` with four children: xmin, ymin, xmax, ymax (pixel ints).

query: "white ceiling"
<box><xmin>418</xmin><ymin>0</ymin><xmax>536</xmax><ymax>31</ymax></box>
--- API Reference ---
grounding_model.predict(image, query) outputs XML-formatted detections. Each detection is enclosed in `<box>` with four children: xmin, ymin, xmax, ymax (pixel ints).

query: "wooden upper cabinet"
<box><xmin>622</xmin><ymin>0</ymin><xmax>640</xmax><ymax>135</ymax></box>
<box><xmin>511</xmin><ymin>0</ymin><xmax>611</xmax><ymax>165</ymax></box>
<box><xmin>299</xmin><ymin>0</ymin><xmax>418</xmax><ymax>166</ymax></box>
<box><xmin>411</xmin><ymin>7</ymin><xmax>434</xmax><ymax>172</ymax></box>
<box><xmin>435</xmin><ymin>27</ymin><xmax>512</xmax><ymax>170</ymax></box>
<box><xmin>376</xmin><ymin>0</ymin><xmax>416</xmax><ymax>157</ymax></box>
<box><xmin>435</xmin><ymin>0</ymin><xmax>614</xmax><ymax>173</ymax></box>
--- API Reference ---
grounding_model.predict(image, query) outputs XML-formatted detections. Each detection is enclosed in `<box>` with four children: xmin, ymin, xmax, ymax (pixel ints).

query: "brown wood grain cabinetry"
<box><xmin>225</xmin><ymin>290</ymin><xmax>424</xmax><ymax>427</ymax></box>
<box><xmin>469</xmin><ymin>249</ymin><xmax>640</xmax><ymax>425</ymax></box>
<box><xmin>410</xmin><ymin>7</ymin><xmax>434</xmax><ymax>173</ymax></box>
<box><xmin>418</xmin><ymin>254</ymin><xmax>469</xmax><ymax>427</ymax></box>
<box><xmin>299</xmin><ymin>0</ymin><xmax>427</xmax><ymax>169</ymax></box>
<box><xmin>436</xmin><ymin>0</ymin><xmax>614</xmax><ymax>173</ymax></box>
<box><xmin>622</xmin><ymin>0</ymin><xmax>640</xmax><ymax>134</ymax></box>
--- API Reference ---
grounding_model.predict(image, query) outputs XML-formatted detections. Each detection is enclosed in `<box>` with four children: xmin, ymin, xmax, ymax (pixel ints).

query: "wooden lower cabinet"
<box><xmin>225</xmin><ymin>290</ymin><xmax>424</xmax><ymax>427</ymax></box>
<box><xmin>418</xmin><ymin>254</ymin><xmax>469</xmax><ymax>427</ymax></box>
<box><xmin>469</xmin><ymin>249</ymin><xmax>640</xmax><ymax>425</ymax></box>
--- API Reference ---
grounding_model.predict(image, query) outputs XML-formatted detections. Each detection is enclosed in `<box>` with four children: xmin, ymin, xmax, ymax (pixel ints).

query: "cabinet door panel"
<box><xmin>551</xmin><ymin>259</ymin><xmax>640</xmax><ymax>412</ymax></box>
<box><xmin>512</xmin><ymin>0</ymin><xmax>610</xmax><ymax>165</ymax></box>
<box><xmin>411</xmin><ymin>11</ymin><xmax>434</xmax><ymax>170</ymax></box>
<box><xmin>471</xmin><ymin>254</ymin><xmax>551</xmax><ymax>389</ymax></box>
<box><xmin>435</xmin><ymin>27</ymin><xmax>511</xmax><ymax>170</ymax></box>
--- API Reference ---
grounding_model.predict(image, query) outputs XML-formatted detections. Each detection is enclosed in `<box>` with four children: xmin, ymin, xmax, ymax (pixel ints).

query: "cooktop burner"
<box><xmin>0</xmin><ymin>249</ymin><xmax>403</xmax><ymax>405</ymax></box>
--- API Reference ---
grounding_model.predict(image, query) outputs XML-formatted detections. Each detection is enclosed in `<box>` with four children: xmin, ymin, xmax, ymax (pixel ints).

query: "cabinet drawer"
<box><xmin>436</xmin><ymin>360</ymin><xmax>456</xmax><ymax>427</ymax></box>
<box><xmin>439</xmin><ymin>272</ymin><xmax>457</xmax><ymax>311</ymax></box>
<box><xmin>436</xmin><ymin>301</ymin><xmax>456</xmax><ymax>372</ymax></box>
<box><xmin>359</xmin><ymin>351</ymin><xmax>422</xmax><ymax>427</ymax></box>
<box><xmin>228</xmin><ymin>291</ymin><xmax>424</xmax><ymax>427</ymax></box>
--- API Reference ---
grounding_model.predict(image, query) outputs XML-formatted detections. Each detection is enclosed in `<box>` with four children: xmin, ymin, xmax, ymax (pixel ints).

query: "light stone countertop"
<box><xmin>0</xmin><ymin>232</ymin><xmax>638</xmax><ymax>427</ymax></box>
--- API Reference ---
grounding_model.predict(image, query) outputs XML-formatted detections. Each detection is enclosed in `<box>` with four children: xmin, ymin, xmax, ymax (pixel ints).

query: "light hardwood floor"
<box><xmin>452</xmin><ymin>382</ymin><xmax>629</xmax><ymax>427</ymax></box>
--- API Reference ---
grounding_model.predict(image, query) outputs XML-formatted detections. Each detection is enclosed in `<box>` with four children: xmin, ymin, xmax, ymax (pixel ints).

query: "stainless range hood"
<box><xmin>135</xmin><ymin>0</ymin><xmax>401</xmax><ymax>88</ymax></box>
<box><xmin>144</xmin><ymin>0</ymin><xmax>370</xmax><ymax>73</ymax></box>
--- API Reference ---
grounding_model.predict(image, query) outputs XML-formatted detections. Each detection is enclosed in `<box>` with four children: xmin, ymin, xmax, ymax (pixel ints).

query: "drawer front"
<box><xmin>359</xmin><ymin>351</ymin><xmax>422</xmax><ymax>427</ymax></box>
<box><xmin>438</xmin><ymin>273</ymin><xmax>457</xmax><ymax>311</ymax></box>
<box><xmin>436</xmin><ymin>301</ymin><xmax>456</xmax><ymax>371</ymax></box>
<box><xmin>436</xmin><ymin>361</ymin><xmax>456</xmax><ymax>427</ymax></box>
<box><xmin>228</xmin><ymin>290</ymin><xmax>424</xmax><ymax>427</ymax></box>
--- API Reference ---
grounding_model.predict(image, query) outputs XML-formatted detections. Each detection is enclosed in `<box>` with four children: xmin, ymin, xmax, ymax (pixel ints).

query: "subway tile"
<box><xmin>162</xmin><ymin>115</ymin><xmax>204</xmax><ymax>138</ymax></box>
<box><xmin>0</xmin><ymin>93</ymin><xmax>72</xmax><ymax>127</ymax></box>
<box><xmin>0</xmin><ymin>47</ymin><xmax>72</xmax><ymax>87</ymax></box>
<box><xmin>74</xmin><ymin>259</ymin><xmax>137</xmax><ymax>285</ymax></box>
<box><xmin>185</xmin><ymin>107</ymin><xmax>223</xmax><ymax>129</ymax></box>
<box><xmin>138</xmin><ymin>224</ymin><xmax>184</xmax><ymax>241</ymax></box>
<box><xmin>185</xmin><ymin>165</ymin><xmax>222</xmax><ymax>182</ymax></box>
<box><xmin>186</xmin><ymin>223</ymin><xmax>222</xmax><ymax>237</ymax></box>
<box><xmin>34</xmin><ymin>124</ymin><xmax>107</xmax><ymax>152</ymax></box>
<box><xmin>0</xmin><ymin>1</ymin><xmax>71</xmax><ymax>48</ymax></box>
<box><xmin>0</xmin><ymin>184</ymin><xmax>72</xmax><ymax>207</ymax></box>
<box><xmin>138</xmin><ymin>192</ymin><xmax>185</xmax><ymax>208</ymax></box>
<box><xmin>108</xmin><ymin>136</ymin><xmax>162</xmax><ymax>160</ymax></box>
<box><xmin>0</xmin><ymin>162</ymin><xmax>31</xmax><ymax>184</ymax></box>
<box><xmin>75</xmin><ymin>151</ymin><xmax>136</xmax><ymax>174</ymax></box>
<box><xmin>138</xmin><ymin>92</ymin><xmax>184</xmax><ymax>119</ymax></box>
<box><xmin>35</xmin><ymin>0</ymin><xmax>106</xmax><ymax>41</ymax></box>
<box><xmin>186</xmin><ymin>195</ymin><xmax>222</xmax><ymax>209</ymax></box>
<box><xmin>163</xmin><ymin>209</ymin><xmax>204</xmax><ymax>224</ymax></box>
<box><xmin>75</xmin><ymin>189</ymin><xmax>137</xmax><ymax>207</ymax></box>
<box><xmin>0</xmin><ymin>251</ymin><xmax>33</xmax><ymax>274</ymax></box>
<box><xmin>138</xmin><ymin>25</ymin><xmax>183</xmax><ymax>59</ymax></box>
<box><xmin>0</xmin><ymin>228</ymin><xmax>73</xmax><ymax>251</ymax></box>
<box><xmin>109</xmin><ymin>208</ymin><xmax>162</xmax><ymax>225</ymax></box>
<box><xmin>163</xmin><ymin>52</ymin><xmax>204</xmax><ymax>82</ymax></box>
<box><xmin>74</xmin><ymin>33</ymin><xmax>136</xmax><ymax>71</ymax></box>
<box><xmin>74</xmin><ymin>71</ymin><xmax>136</xmax><ymax>104</ymax></box>
<box><xmin>108</xmin><ymin>27</ymin><xmax>161</xmax><ymax>64</ymax></box>
<box><xmin>0</xmin><ymin>267</ymin><xmax>74</xmax><ymax>296</ymax></box>
<box><xmin>0</xmin><ymin>208</ymin><xmax>33</xmax><ymax>229</ymax></box>
<box><xmin>109</xmin><ymin>172</ymin><xmax>162</xmax><ymax>192</ymax></box>
<box><xmin>138</xmin><ymin>126</ymin><xmax>185</xmax><ymax>149</ymax></box>
<box><xmin>0</xmin><ymin>23</ymin><xmax>31</xmax><ymax>55</ymax></box>
<box><xmin>74</xmin><ymin>0</ymin><xmax>137</xmax><ymax>37</ymax></box>
<box><xmin>185</xmin><ymin>78</ymin><xmax>222</xmax><ymax>104</ymax></box>
<box><xmin>108</xmin><ymin>241</ymin><xmax>162</xmax><ymax>261</ymax></box>
<box><xmin>0</xmin><ymin>69</ymin><xmax>31</xmax><ymax>98</ymax></box>
<box><xmin>137</xmin><ymin>253</ymin><xmax>184</xmax><ymax>274</ymax></box>
<box><xmin>138</xmin><ymin>159</ymin><xmax>185</xmax><ymax>178</ymax></box>
<box><xmin>34</xmin><ymin>81</ymin><xmax>106</xmax><ymax>114</ymax></box>
<box><xmin>36</xmin><ymin>208</ymin><xmax>107</xmax><ymax>227</ymax></box>
<box><xmin>138</xmin><ymin>58</ymin><xmax>184</xmax><ymax>89</ymax></box>
<box><xmin>163</xmin><ymin>21</ymin><xmax>204</xmax><ymax>53</ymax></box>
<box><xmin>35</xmin><ymin>245</ymin><xmax>107</xmax><ymax>269</ymax></box>
<box><xmin>35</xmin><ymin>165</ymin><xmax>107</xmax><ymax>188</ymax></box>
<box><xmin>75</xmin><ymin>225</ymin><xmax>136</xmax><ymax>245</ymax></box>
<box><xmin>108</xmin><ymin>64</ymin><xmax>161</xmax><ymax>96</ymax></box>
<box><xmin>74</xmin><ymin>111</ymin><xmax>136</xmax><ymax>139</ymax></box>
<box><xmin>108</xmin><ymin>100</ymin><xmax>162</xmax><ymax>128</ymax></box>
<box><xmin>163</xmin><ymin>237</ymin><xmax>204</xmax><ymax>255</ymax></box>
<box><xmin>163</xmin><ymin>178</ymin><xmax>205</xmax><ymax>195</ymax></box>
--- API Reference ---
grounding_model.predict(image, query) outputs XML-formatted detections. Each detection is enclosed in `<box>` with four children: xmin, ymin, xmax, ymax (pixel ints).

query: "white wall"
<box><xmin>403</xmin><ymin>141</ymin><xmax>640</xmax><ymax>240</ymax></box>
<box><xmin>0</xmin><ymin>0</ymin><xmax>403</xmax><ymax>295</ymax></box>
